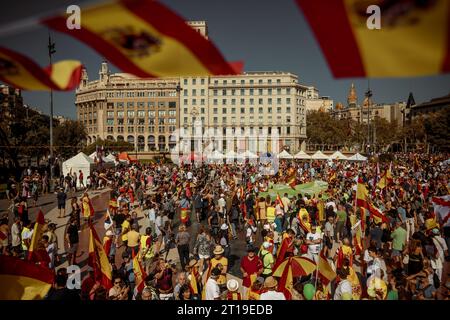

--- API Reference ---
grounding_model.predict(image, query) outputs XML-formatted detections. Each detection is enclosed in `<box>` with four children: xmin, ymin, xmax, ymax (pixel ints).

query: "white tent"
<box><xmin>277</xmin><ymin>150</ymin><xmax>293</xmax><ymax>159</ymax></box>
<box><xmin>240</xmin><ymin>150</ymin><xmax>258</xmax><ymax>159</ymax></box>
<box><xmin>311</xmin><ymin>150</ymin><xmax>329</xmax><ymax>160</ymax></box>
<box><xmin>348</xmin><ymin>153</ymin><xmax>368</xmax><ymax>161</ymax></box>
<box><xmin>106</xmin><ymin>153</ymin><xmax>119</xmax><ymax>166</ymax></box>
<box><xmin>225</xmin><ymin>150</ymin><xmax>242</xmax><ymax>163</ymax></box>
<box><xmin>89</xmin><ymin>152</ymin><xmax>115</xmax><ymax>168</ymax></box>
<box><xmin>62</xmin><ymin>152</ymin><xmax>95</xmax><ymax>188</ymax></box>
<box><xmin>293</xmin><ymin>150</ymin><xmax>311</xmax><ymax>160</ymax></box>
<box><xmin>329</xmin><ymin>151</ymin><xmax>348</xmax><ymax>160</ymax></box>
<box><xmin>206</xmin><ymin>150</ymin><xmax>225</xmax><ymax>163</ymax></box>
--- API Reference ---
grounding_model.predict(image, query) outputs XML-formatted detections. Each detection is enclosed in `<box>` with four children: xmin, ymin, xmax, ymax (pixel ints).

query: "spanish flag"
<box><xmin>356</xmin><ymin>177</ymin><xmax>369</xmax><ymax>209</ymax></box>
<box><xmin>88</xmin><ymin>225</ymin><xmax>113</xmax><ymax>290</ymax></box>
<box><xmin>297</xmin><ymin>208</ymin><xmax>311</xmax><ymax>234</ymax></box>
<box><xmin>368</xmin><ymin>203</ymin><xmax>389</xmax><ymax>224</ymax></box>
<box><xmin>352</xmin><ymin>220</ymin><xmax>363</xmax><ymax>256</ymax></box>
<box><xmin>296</xmin><ymin>0</ymin><xmax>450</xmax><ymax>78</ymax></box>
<box><xmin>0</xmin><ymin>47</ymin><xmax>82</xmax><ymax>91</ymax></box>
<box><xmin>276</xmin><ymin>193</ymin><xmax>284</xmax><ymax>209</ymax></box>
<box><xmin>0</xmin><ymin>255</ymin><xmax>54</xmax><ymax>300</ymax></box>
<box><xmin>317</xmin><ymin>249</ymin><xmax>336</xmax><ymax>286</ymax></box>
<box><xmin>377</xmin><ymin>163</ymin><xmax>393</xmax><ymax>189</ymax></box>
<box><xmin>188</xmin><ymin>270</ymin><xmax>199</xmax><ymax>295</ymax></box>
<box><xmin>28</xmin><ymin>210</ymin><xmax>50</xmax><ymax>266</ymax></box>
<box><xmin>133</xmin><ymin>255</ymin><xmax>147</xmax><ymax>293</ymax></box>
<box><xmin>43</xmin><ymin>0</ymin><xmax>237</xmax><ymax>77</ymax></box>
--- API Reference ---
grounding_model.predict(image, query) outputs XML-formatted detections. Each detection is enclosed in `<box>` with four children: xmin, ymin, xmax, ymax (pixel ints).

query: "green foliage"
<box><xmin>82</xmin><ymin>138</ymin><xmax>134</xmax><ymax>155</ymax></box>
<box><xmin>54</xmin><ymin>120</ymin><xmax>87</xmax><ymax>158</ymax></box>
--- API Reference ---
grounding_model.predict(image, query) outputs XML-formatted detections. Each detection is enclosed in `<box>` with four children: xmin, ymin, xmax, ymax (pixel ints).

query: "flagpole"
<box><xmin>48</xmin><ymin>31</ymin><xmax>56</xmax><ymax>192</ymax></box>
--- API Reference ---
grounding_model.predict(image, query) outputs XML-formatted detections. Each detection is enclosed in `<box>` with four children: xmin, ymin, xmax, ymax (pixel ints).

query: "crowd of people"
<box><xmin>1</xmin><ymin>152</ymin><xmax>449</xmax><ymax>300</ymax></box>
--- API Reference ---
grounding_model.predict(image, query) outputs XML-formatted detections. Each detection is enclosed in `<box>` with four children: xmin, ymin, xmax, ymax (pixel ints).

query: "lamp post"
<box><xmin>48</xmin><ymin>33</ymin><xmax>56</xmax><ymax>191</ymax></box>
<box><xmin>365</xmin><ymin>87</ymin><xmax>372</xmax><ymax>155</ymax></box>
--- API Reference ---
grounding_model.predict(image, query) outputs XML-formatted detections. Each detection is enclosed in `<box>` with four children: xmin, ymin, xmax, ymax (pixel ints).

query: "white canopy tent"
<box><xmin>293</xmin><ymin>150</ymin><xmax>311</xmax><ymax>160</ymax></box>
<box><xmin>225</xmin><ymin>150</ymin><xmax>242</xmax><ymax>163</ymax></box>
<box><xmin>329</xmin><ymin>151</ymin><xmax>348</xmax><ymax>160</ymax></box>
<box><xmin>205</xmin><ymin>150</ymin><xmax>224</xmax><ymax>164</ymax></box>
<box><xmin>106</xmin><ymin>153</ymin><xmax>119</xmax><ymax>166</ymax></box>
<box><xmin>240</xmin><ymin>150</ymin><xmax>258</xmax><ymax>159</ymax></box>
<box><xmin>88</xmin><ymin>152</ymin><xmax>115</xmax><ymax>168</ymax></box>
<box><xmin>348</xmin><ymin>153</ymin><xmax>368</xmax><ymax>161</ymax></box>
<box><xmin>311</xmin><ymin>150</ymin><xmax>329</xmax><ymax>160</ymax></box>
<box><xmin>62</xmin><ymin>152</ymin><xmax>95</xmax><ymax>188</ymax></box>
<box><xmin>277</xmin><ymin>150</ymin><xmax>293</xmax><ymax>159</ymax></box>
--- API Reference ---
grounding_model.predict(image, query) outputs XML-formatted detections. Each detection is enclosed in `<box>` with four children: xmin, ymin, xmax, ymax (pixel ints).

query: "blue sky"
<box><xmin>1</xmin><ymin>0</ymin><xmax>449</xmax><ymax>119</ymax></box>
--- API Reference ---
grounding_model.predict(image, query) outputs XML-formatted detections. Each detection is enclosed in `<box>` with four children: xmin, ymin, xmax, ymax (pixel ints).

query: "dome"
<box><xmin>347</xmin><ymin>83</ymin><xmax>357</xmax><ymax>106</ymax></box>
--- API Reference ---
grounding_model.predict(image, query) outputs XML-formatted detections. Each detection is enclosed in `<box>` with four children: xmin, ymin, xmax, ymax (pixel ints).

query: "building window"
<box><xmin>240</xmin><ymin>98</ymin><xmax>245</xmax><ymax>105</ymax></box>
<box><xmin>268</xmin><ymin>88</ymin><xmax>272</xmax><ymax>95</ymax></box>
<box><xmin>241</xmin><ymin>79</ymin><xmax>245</xmax><ymax>84</ymax></box>
<box><xmin>232</xmin><ymin>80</ymin><xmax>236</xmax><ymax>85</ymax></box>
<box><xmin>214</xmin><ymin>80</ymin><xmax>219</xmax><ymax>85</ymax></box>
<box><xmin>287</xmin><ymin>127</ymin><xmax>291</xmax><ymax>135</ymax></box>
<box><xmin>231</xmin><ymin>89</ymin><xmax>236</xmax><ymax>95</ymax></box>
<box><xmin>259</xmin><ymin>107</ymin><xmax>263</xmax><ymax>114</ymax></box>
<box><xmin>231</xmin><ymin>99</ymin><xmax>236</xmax><ymax>105</ymax></box>
<box><xmin>192</xmin><ymin>78</ymin><xmax>196</xmax><ymax>85</ymax></box>
<box><xmin>222</xmin><ymin>89</ymin><xmax>226</xmax><ymax>96</ymax></box>
<box><xmin>201</xmin><ymin>78</ymin><xmax>205</xmax><ymax>85</ymax></box>
<box><xmin>286</xmin><ymin>98</ymin><xmax>291</xmax><ymax>104</ymax></box>
<box><xmin>118</xmin><ymin>119</ymin><xmax>124</xmax><ymax>125</ymax></box>
<box><xmin>127</xmin><ymin>111</ymin><xmax>134</xmax><ymax>118</ymax></box>
<box><xmin>213</xmin><ymin>117</ymin><xmax>218</xmax><ymax>124</ymax></box>
<box><xmin>138</xmin><ymin>118</ymin><xmax>145</xmax><ymax>125</ymax></box>
<box><xmin>213</xmin><ymin>108</ymin><xmax>218</xmax><ymax>114</ymax></box>
<box><xmin>127</xmin><ymin>102</ymin><xmax>134</xmax><ymax>108</ymax></box>
<box><xmin>287</xmin><ymin>107</ymin><xmax>291</xmax><ymax>113</ymax></box>
<box><xmin>168</xmin><ymin>110</ymin><xmax>176</xmax><ymax>117</ymax></box>
<box><xmin>192</xmin><ymin>89</ymin><xmax>196</xmax><ymax>96</ymax></box>
<box><xmin>286</xmin><ymin>88</ymin><xmax>291</xmax><ymax>94</ymax></box>
<box><xmin>138</xmin><ymin>110</ymin><xmax>145</xmax><ymax>118</ymax></box>
<box><xmin>240</xmin><ymin>89</ymin><xmax>245</xmax><ymax>95</ymax></box>
<box><xmin>222</xmin><ymin>117</ymin><xmax>227</xmax><ymax>123</ymax></box>
<box><xmin>158</xmin><ymin>111</ymin><xmax>166</xmax><ymax>117</ymax></box>
<box><xmin>128</xmin><ymin>127</ymin><xmax>134</xmax><ymax>133</ymax></box>
<box><xmin>184</xmin><ymin>99</ymin><xmax>188</xmax><ymax>105</ymax></box>
<box><xmin>277</xmin><ymin>79</ymin><xmax>281</xmax><ymax>84</ymax></box>
<box><xmin>259</xmin><ymin>89</ymin><xmax>263</xmax><ymax>95</ymax></box>
<box><xmin>287</xmin><ymin>116</ymin><xmax>291</xmax><ymax>123</ymax></box>
<box><xmin>258</xmin><ymin>98</ymin><xmax>263</xmax><ymax>105</ymax></box>
<box><xmin>158</xmin><ymin>126</ymin><xmax>165</xmax><ymax>133</ymax></box>
<box><xmin>127</xmin><ymin>118</ymin><xmax>134</xmax><ymax>125</ymax></box>
<box><xmin>241</xmin><ymin>108</ymin><xmax>245</xmax><ymax>113</ymax></box>
<box><xmin>268</xmin><ymin>107</ymin><xmax>272</xmax><ymax>113</ymax></box>
<box><xmin>250</xmin><ymin>89</ymin><xmax>254</xmax><ymax>95</ymax></box>
<box><xmin>277</xmin><ymin>107</ymin><xmax>282</xmax><ymax>113</ymax></box>
<box><xmin>106</xmin><ymin>119</ymin><xmax>114</xmax><ymax>125</ymax></box>
<box><xmin>192</xmin><ymin>99</ymin><xmax>197</xmax><ymax>105</ymax></box>
<box><xmin>184</xmin><ymin>79</ymin><xmax>188</xmax><ymax>85</ymax></box>
<box><xmin>277</xmin><ymin>98</ymin><xmax>282</xmax><ymax>105</ymax></box>
<box><xmin>231</xmin><ymin>108</ymin><xmax>236</xmax><ymax>114</ymax></box>
<box><xmin>183</xmin><ymin>117</ymin><xmax>188</xmax><ymax>123</ymax></box>
<box><xmin>268</xmin><ymin>80</ymin><xmax>272</xmax><ymax>84</ymax></box>
<box><xmin>249</xmin><ymin>108</ymin><xmax>254</xmax><ymax>114</ymax></box>
<box><xmin>222</xmin><ymin>108</ymin><xmax>227</xmax><ymax>114</ymax></box>
<box><xmin>169</xmin><ymin>101</ymin><xmax>176</xmax><ymax>108</ymax></box>
<box><xmin>201</xmin><ymin>99</ymin><xmax>205</xmax><ymax>105</ymax></box>
<box><xmin>250</xmin><ymin>99</ymin><xmax>254</xmax><ymax>105</ymax></box>
<box><xmin>213</xmin><ymin>99</ymin><xmax>218</xmax><ymax>105</ymax></box>
<box><xmin>148</xmin><ymin>102</ymin><xmax>155</xmax><ymax>108</ymax></box>
<box><xmin>222</xmin><ymin>99</ymin><xmax>227</xmax><ymax>105</ymax></box>
<box><xmin>268</xmin><ymin>98</ymin><xmax>272</xmax><ymax>105</ymax></box>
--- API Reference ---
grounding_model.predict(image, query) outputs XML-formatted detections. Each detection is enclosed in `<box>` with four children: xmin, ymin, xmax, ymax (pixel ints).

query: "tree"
<box><xmin>82</xmin><ymin>138</ymin><xmax>134</xmax><ymax>155</ymax></box>
<box><xmin>423</xmin><ymin>108</ymin><xmax>450</xmax><ymax>152</ymax></box>
<box><xmin>54</xmin><ymin>120</ymin><xmax>87</xmax><ymax>159</ymax></box>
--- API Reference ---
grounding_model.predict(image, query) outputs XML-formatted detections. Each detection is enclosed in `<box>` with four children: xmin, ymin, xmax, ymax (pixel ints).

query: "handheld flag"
<box><xmin>296</xmin><ymin>0</ymin><xmax>450</xmax><ymax>78</ymax></box>
<box><xmin>0</xmin><ymin>47</ymin><xmax>82</xmax><ymax>91</ymax></box>
<box><xmin>28</xmin><ymin>210</ymin><xmax>50</xmax><ymax>266</ymax></box>
<box><xmin>104</xmin><ymin>209</ymin><xmax>113</xmax><ymax>231</ymax></box>
<box><xmin>0</xmin><ymin>255</ymin><xmax>54</xmax><ymax>300</ymax></box>
<box><xmin>133</xmin><ymin>255</ymin><xmax>147</xmax><ymax>293</ymax></box>
<box><xmin>356</xmin><ymin>178</ymin><xmax>369</xmax><ymax>210</ymax></box>
<box><xmin>276</xmin><ymin>193</ymin><xmax>285</xmax><ymax>209</ymax></box>
<box><xmin>43</xmin><ymin>0</ymin><xmax>238</xmax><ymax>78</ymax></box>
<box><xmin>432</xmin><ymin>196</ymin><xmax>450</xmax><ymax>226</ymax></box>
<box><xmin>88</xmin><ymin>224</ymin><xmax>113</xmax><ymax>289</ymax></box>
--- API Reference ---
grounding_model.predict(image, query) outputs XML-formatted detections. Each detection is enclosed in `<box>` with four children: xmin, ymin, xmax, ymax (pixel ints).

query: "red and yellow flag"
<box><xmin>189</xmin><ymin>270</ymin><xmax>199</xmax><ymax>295</ymax></box>
<box><xmin>0</xmin><ymin>47</ymin><xmax>82</xmax><ymax>91</ymax></box>
<box><xmin>317</xmin><ymin>249</ymin><xmax>336</xmax><ymax>286</ymax></box>
<box><xmin>0</xmin><ymin>255</ymin><xmax>54</xmax><ymax>300</ymax></box>
<box><xmin>368</xmin><ymin>203</ymin><xmax>389</xmax><ymax>224</ymax></box>
<box><xmin>356</xmin><ymin>178</ymin><xmax>369</xmax><ymax>209</ymax></box>
<box><xmin>88</xmin><ymin>225</ymin><xmax>113</xmax><ymax>290</ymax></box>
<box><xmin>296</xmin><ymin>0</ymin><xmax>450</xmax><ymax>78</ymax></box>
<box><xmin>43</xmin><ymin>0</ymin><xmax>237</xmax><ymax>77</ymax></box>
<box><xmin>133</xmin><ymin>255</ymin><xmax>147</xmax><ymax>293</ymax></box>
<box><xmin>276</xmin><ymin>193</ymin><xmax>285</xmax><ymax>209</ymax></box>
<box><xmin>28</xmin><ymin>210</ymin><xmax>50</xmax><ymax>266</ymax></box>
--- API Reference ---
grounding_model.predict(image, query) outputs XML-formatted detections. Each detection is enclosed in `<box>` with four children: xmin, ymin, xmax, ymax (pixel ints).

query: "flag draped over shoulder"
<box><xmin>132</xmin><ymin>255</ymin><xmax>147</xmax><ymax>293</ymax></box>
<box><xmin>28</xmin><ymin>210</ymin><xmax>50</xmax><ymax>266</ymax></box>
<box><xmin>0</xmin><ymin>255</ymin><xmax>54</xmax><ymax>300</ymax></box>
<box><xmin>0</xmin><ymin>47</ymin><xmax>82</xmax><ymax>91</ymax></box>
<box><xmin>42</xmin><ymin>0</ymin><xmax>237</xmax><ymax>78</ymax></box>
<box><xmin>88</xmin><ymin>225</ymin><xmax>113</xmax><ymax>289</ymax></box>
<box><xmin>296</xmin><ymin>0</ymin><xmax>450</xmax><ymax>78</ymax></box>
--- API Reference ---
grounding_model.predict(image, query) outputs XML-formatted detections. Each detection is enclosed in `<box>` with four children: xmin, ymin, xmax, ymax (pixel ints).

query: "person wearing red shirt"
<box><xmin>240</xmin><ymin>246</ymin><xmax>262</xmax><ymax>298</ymax></box>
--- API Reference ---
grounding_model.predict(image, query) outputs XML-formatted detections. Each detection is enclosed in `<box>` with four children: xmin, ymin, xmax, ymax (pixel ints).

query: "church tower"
<box><xmin>347</xmin><ymin>83</ymin><xmax>357</xmax><ymax>108</ymax></box>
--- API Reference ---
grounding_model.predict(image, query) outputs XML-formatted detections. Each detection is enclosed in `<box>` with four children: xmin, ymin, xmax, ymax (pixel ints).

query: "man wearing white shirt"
<box><xmin>305</xmin><ymin>224</ymin><xmax>322</xmax><ymax>263</ymax></box>
<box><xmin>205</xmin><ymin>268</ymin><xmax>221</xmax><ymax>300</ymax></box>
<box><xmin>334</xmin><ymin>268</ymin><xmax>353</xmax><ymax>300</ymax></box>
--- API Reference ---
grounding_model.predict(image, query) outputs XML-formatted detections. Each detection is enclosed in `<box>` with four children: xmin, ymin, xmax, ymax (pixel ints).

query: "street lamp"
<box><xmin>48</xmin><ymin>32</ymin><xmax>56</xmax><ymax>191</ymax></box>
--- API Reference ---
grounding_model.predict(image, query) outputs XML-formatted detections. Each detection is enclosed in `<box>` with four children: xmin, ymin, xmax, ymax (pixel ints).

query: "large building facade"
<box><xmin>330</xmin><ymin>83</ymin><xmax>405</xmax><ymax>126</ymax></box>
<box><xmin>75</xmin><ymin>21</ymin><xmax>308</xmax><ymax>157</ymax></box>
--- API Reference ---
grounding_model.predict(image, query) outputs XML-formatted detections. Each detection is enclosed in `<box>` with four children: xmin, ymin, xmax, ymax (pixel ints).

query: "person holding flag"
<box><xmin>81</xmin><ymin>192</ymin><xmax>95</xmax><ymax>225</ymax></box>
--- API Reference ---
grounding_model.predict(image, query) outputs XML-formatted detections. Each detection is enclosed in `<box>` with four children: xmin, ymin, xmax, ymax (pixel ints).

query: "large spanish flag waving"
<box><xmin>0</xmin><ymin>255</ymin><xmax>54</xmax><ymax>300</ymax></box>
<box><xmin>43</xmin><ymin>0</ymin><xmax>237</xmax><ymax>77</ymax></box>
<box><xmin>88</xmin><ymin>225</ymin><xmax>113</xmax><ymax>290</ymax></box>
<box><xmin>356</xmin><ymin>177</ymin><xmax>369</xmax><ymax>209</ymax></box>
<box><xmin>0</xmin><ymin>47</ymin><xmax>82</xmax><ymax>91</ymax></box>
<box><xmin>132</xmin><ymin>255</ymin><xmax>147</xmax><ymax>293</ymax></box>
<box><xmin>296</xmin><ymin>0</ymin><xmax>450</xmax><ymax>77</ymax></box>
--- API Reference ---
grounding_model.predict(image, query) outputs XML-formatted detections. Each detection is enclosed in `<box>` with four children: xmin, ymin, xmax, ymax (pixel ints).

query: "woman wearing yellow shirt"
<box><xmin>208</xmin><ymin>245</ymin><xmax>228</xmax><ymax>289</ymax></box>
<box><xmin>121</xmin><ymin>215</ymin><xmax>132</xmax><ymax>248</ymax></box>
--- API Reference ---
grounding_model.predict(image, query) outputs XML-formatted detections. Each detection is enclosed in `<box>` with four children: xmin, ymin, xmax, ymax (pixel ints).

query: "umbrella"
<box><xmin>273</xmin><ymin>256</ymin><xmax>317</xmax><ymax>277</ymax></box>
